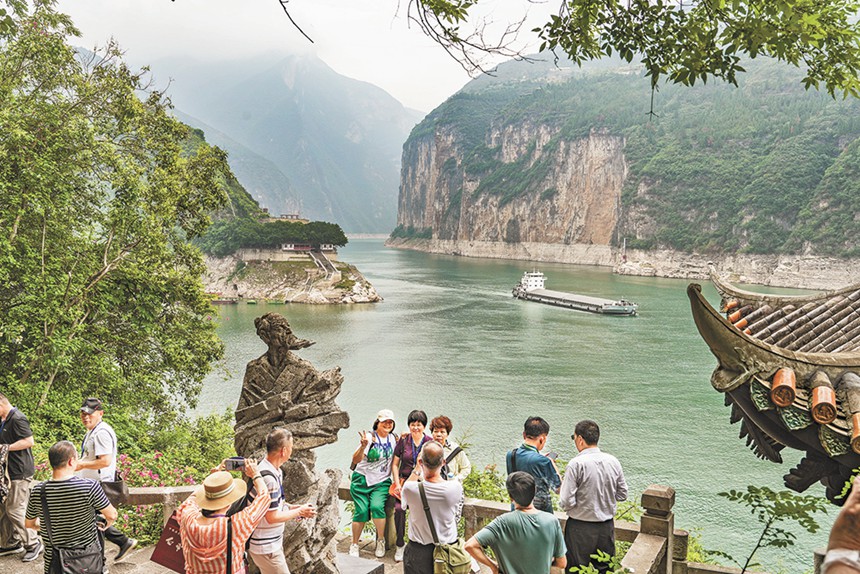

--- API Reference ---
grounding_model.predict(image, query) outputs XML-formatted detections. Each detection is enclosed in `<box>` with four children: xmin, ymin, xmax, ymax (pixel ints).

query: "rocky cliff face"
<box><xmin>397</xmin><ymin>123</ymin><xmax>627</xmax><ymax>246</ymax></box>
<box><xmin>392</xmin><ymin>56</ymin><xmax>860</xmax><ymax>285</ymax></box>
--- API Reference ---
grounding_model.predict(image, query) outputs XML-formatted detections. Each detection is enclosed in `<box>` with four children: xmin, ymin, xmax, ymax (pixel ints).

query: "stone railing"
<box><xmin>124</xmin><ymin>481</ymin><xmax>808</xmax><ymax>573</ymax></box>
<box><xmin>337</xmin><ymin>481</ymin><xmax>758</xmax><ymax>574</ymax></box>
<box><xmin>125</xmin><ymin>485</ymin><xmax>196</xmax><ymax>524</ymax></box>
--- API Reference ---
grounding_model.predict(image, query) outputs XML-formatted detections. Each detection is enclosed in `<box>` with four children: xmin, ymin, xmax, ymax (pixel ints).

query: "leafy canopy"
<box><xmin>0</xmin><ymin>0</ymin><xmax>230</xmax><ymax>445</ymax></box>
<box><xmin>412</xmin><ymin>0</ymin><xmax>860</xmax><ymax>97</ymax></box>
<box><xmin>717</xmin><ymin>486</ymin><xmax>828</xmax><ymax>572</ymax></box>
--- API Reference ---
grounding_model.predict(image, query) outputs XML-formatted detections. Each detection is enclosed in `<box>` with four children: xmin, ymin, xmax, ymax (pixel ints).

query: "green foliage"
<box><xmin>409</xmin><ymin>56</ymin><xmax>860</xmax><ymax>255</ymax></box>
<box><xmin>462</xmin><ymin>464</ymin><xmax>509</xmax><ymax>502</ymax></box>
<box><xmin>717</xmin><ymin>486</ymin><xmax>828</xmax><ymax>573</ymax></box>
<box><xmin>685</xmin><ymin>528</ymin><xmax>726</xmax><ymax>565</ymax></box>
<box><xmin>390</xmin><ymin>225</ymin><xmax>433</xmax><ymax>239</ymax></box>
<box><xmin>421</xmin><ymin>0</ymin><xmax>860</xmax><ymax>97</ymax></box>
<box><xmin>196</xmin><ymin>218</ymin><xmax>348</xmax><ymax>257</ymax></box>
<box><xmin>0</xmin><ymin>3</ymin><xmax>232</xmax><ymax>453</ymax></box>
<box><xmin>334</xmin><ymin>277</ymin><xmax>356</xmax><ymax>290</ymax></box>
<box><xmin>567</xmin><ymin>549</ymin><xmax>629</xmax><ymax>574</ymax></box>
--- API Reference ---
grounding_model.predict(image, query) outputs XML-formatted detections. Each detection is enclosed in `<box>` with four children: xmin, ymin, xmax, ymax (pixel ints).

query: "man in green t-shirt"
<box><xmin>465</xmin><ymin>472</ymin><xmax>566</xmax><ymax>574</ymax></box>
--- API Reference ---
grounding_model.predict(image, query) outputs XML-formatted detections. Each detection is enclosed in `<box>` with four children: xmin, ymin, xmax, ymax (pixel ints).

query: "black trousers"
<box><xmin>564</xmin><ymin>518</ymin><xmax>615</xmax><ymax>574</ymax></box>
<box><xmin>96</xmin><ymin>516</ymin><xmax>129</xmax><ymax>553</ymax></box>
<box><xmin>403</xmin><ymin>541</ymin><xmax>434</xmax><ymax>574</ymax></box>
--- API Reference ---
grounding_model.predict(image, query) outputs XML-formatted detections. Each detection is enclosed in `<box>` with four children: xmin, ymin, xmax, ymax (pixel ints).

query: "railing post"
<box><xmin>639</xmin><ymin>485</ymin><xmax>676</xmax><ymax>574</ymax></box>
<box><xmin>672</xmin><ymin>529</ymin><xmax>688</xmax><ymax>574</ymax></box>
<box><xmin>462</xmin><ymin>499</ymin><xmax>480</xmax><ymax>540</ymax></box>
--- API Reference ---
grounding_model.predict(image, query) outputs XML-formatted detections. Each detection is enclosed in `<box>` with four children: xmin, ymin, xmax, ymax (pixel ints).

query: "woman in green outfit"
<box><xmin>349</xmin><ymin>409</ymin><xmax>397</xmax><ymax>559</ymax></box>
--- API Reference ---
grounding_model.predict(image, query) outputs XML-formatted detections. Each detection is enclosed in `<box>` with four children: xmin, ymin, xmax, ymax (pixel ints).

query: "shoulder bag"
<box><xmin>440</xmin><ymin>446</ymin><xmax>463</xmax><ymax>481</ymax></box>
<box><xmin>41</xmin><ymin>483</ymin><xmax>104</xmax><ymax>574</ymax></box>
<box><xmin>150</xmin><ymin>511</ymin><xmax>185</xmax><ymax>573</ymax></box>
<box><xmin>98</xmin><ymin>429</ymin><xmax>129</xmax><ymax>507</ymax></box>
<box><xmin>418</xmin><ymin>481</ymin><xmax>471</xmax><ymax>574</ymax></box>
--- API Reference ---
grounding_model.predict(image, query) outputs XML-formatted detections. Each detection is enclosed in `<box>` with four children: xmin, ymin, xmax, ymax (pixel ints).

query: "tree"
<box><xmin>0</xmin><ymin>0</ymin><xmax>231</xmax><ymax>444</ymax></box>
<box><xmin>716</xmin><ymin>486</ymin><xmax>828</xmax><ymax>573</ymax></box>
<box><xmin>280</xmin><ymin>1</ymin><xmax>860</xmax><ymax>98</ymax></box>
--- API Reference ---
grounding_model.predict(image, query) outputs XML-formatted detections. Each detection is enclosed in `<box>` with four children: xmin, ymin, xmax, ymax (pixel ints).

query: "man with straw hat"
<box><xmin>177</xmin><ymin>459</ymin><xmax>269</xmax><ymax>574</ymax></box>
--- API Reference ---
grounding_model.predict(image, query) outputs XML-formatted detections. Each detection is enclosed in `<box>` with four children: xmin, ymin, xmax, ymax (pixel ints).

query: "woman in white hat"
<box><xmin>177</xmin><ymin>459</ymin><xmax>269</xmax><ymax>574</ymax></box>
<box><xmin>348</xmin><ymin>409</ymin><xmax>397</xmax><ymax>559</ymax></box>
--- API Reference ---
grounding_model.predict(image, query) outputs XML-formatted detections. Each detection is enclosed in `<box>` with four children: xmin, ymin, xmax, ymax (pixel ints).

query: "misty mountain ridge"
<box><xmin>153</xmin><ymin>53</ymin><xmax>423</xmax><ymax>232</ymax></box>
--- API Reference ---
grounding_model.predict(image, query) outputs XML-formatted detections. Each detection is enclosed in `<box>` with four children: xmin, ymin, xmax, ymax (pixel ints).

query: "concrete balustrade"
<box><xmin>122</xmin><ymin>481</ymin><xmax>779</xmax><ymax>573</ymax></box>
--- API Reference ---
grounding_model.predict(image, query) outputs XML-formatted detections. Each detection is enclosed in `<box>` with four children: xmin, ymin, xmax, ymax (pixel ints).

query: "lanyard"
<box><xmin>81</xmin><ymin>422</ymin><xmax>102</xmax><ymax>457</ymax></box>
<box><xmin>411</xmin><ymin>435</ymin><xmax>426</xmax><ymax>468</ymax></box>
<box><xmin>0</xmin><ymin>408</ymin><xmax>15</xmax><ymax>436</ymax></box>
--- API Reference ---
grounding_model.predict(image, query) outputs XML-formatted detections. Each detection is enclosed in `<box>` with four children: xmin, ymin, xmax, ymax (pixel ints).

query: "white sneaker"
<box><xmin>348</xmin><ymin>543</ymin><xmax>359</xmax><ymax>557</ymax></box>
<box><xmin>375</xmin><ymin>539</ymin><xmax>386</xmax><ymax>558</ymax></box>
<box><xmin>394</xmin><ymin>544</ymin><xmax>405</xmax><ymax>562</ymax></box>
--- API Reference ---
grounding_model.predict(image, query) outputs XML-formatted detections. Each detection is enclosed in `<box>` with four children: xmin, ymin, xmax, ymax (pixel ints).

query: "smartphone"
<box><xmin>225</xmin><ymin>457</ymin><xmax>245</xmax><ymax>471</ymax></box>
<box><xmin>545</xmin><ymin>451</ymin><xmax>559</xmax><ymax>460</ymax></box>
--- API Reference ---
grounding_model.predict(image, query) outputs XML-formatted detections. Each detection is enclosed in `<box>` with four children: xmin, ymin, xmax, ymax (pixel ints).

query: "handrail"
<box><xmin>113</xmin><ymin>480</ymin><xmax>759</xmax><ymax>574</ymax></box>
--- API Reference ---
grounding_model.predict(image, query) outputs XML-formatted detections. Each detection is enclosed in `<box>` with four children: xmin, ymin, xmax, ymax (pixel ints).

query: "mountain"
<box><xmin>155</xmin><ymin>53</ymin><xmax>424</xmax><ymax>233</ymax></box>
<box><xmin>393</xmin><ymin>55</ymin><xmax>860</xmax><ymax>259</ymax></box>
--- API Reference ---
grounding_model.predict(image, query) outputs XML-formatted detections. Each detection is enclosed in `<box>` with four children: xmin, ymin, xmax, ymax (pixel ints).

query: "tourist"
<box><xmin>401</xmin><ymin>441</ymin><xmax>464</xmax><ymax>574</ymax></box>
<box><xmin>822</xmin><ymin>474</ymin><xmax>860</xmax><ymax>574</ymax></box>
<box><xmin>465</xmin><ymin>471</ymin><xmax>566</xmax><ymax>574</ymax></box>
<box><xmin>559</xmin><ymin>420</ymin><xmax>628</xmax><ymax>574</ymax></box>
<box><xmin>177</xmin><ymin>459</ymin><xmax>269</xmax><ymax>574</ymax></box>
<box><xmin>429</xmin><ymin>415</ymin><xmax>472</xmax><ymax>482</ymax></box>
<box><xmin>76</xmin><ymin>397</ymin><xmax>138</xmax><ymax>562</ymax></box>
<box><xmin>242</xmin><ymin>428</ymin><xmax>316</xmax><ymax>574</ymax></box>
<box><xmin>0</xmin><ymin>392</ymin><xmax>42</xmax><ymax>563</ymax></box>
<box><xmin>25</xmin><ymin>441</ymin><xmax>117</xmax><ymax>574</ymax></box>
<box><xmin>391</xmin><ymin>409</ymin><xmax>433</xmax><ymax>562</ymax></box>
<box><xmin>505</xmin><ymin>416</ymin><xmax>560</xmax><ymax>514</ymax></box>
<box><xmin>349</xmin><ymin>409</ymin><xmax>397</xmax><ymax>559</ymax></box>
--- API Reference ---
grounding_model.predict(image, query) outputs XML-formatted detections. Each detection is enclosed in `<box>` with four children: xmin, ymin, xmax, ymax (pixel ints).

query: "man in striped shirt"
<box><xmin>25</xmin><ymin>441</ymin><xmax>118</xmax><ymax>574</ymax></box>
<box><xmin>246</xmin><ymin>429</ymin><xmax>316</xmax><ymax>574</ymax></box>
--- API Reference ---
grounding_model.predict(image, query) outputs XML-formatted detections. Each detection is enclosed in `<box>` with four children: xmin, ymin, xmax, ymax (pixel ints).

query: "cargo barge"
<box><xmin>512</xmin><ymin>271</ymin><xmax>638</xmax><ymax>316</ymax></box>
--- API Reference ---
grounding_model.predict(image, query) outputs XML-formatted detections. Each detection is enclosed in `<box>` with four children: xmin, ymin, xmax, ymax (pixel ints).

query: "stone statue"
<box><xmin>234</xmin><ymin>313</ymin><xmax>350</xmax><ymax>573</ymax></box>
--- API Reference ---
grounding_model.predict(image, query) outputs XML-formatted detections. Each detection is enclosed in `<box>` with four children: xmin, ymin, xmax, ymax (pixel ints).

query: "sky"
<box><xmin>55</xmin><ymin>0</ymin><xmax>557</xmax><ymax>112</ymax></box>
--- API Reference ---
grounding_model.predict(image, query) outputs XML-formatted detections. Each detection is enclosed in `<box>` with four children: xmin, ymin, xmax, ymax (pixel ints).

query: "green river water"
<box><xmin>199</xmin><ymin>239</ymin><xmax>833</xmax><ymax>572</ymax></box>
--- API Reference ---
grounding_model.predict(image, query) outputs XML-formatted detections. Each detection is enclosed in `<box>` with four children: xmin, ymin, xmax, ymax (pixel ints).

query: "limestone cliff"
<box><xmin>398</xmin><ymin>122</ymin><xmax>626</xmax><ymax>246</ymax></box>
<box><xmin>390</xmin><ymin>55</ymin><xmax>860</xmax><ymax>287</ymax></box>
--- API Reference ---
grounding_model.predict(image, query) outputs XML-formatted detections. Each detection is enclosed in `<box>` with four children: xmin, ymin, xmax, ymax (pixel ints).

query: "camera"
<box><xmin>225</xmin><ymin>457</ymin><xmax>245</xmax><ymax>471</ymax></box>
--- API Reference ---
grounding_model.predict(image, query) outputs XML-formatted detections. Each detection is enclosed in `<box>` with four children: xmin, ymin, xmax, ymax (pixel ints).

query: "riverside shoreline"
<box><xmin>202</xmin><ymin>254</ymin><xmax>382</xmax><ymax>304</ymax></box>
<box><xmin>385</xmin><ymin>237</ymin><xmax>860</xmax><ymax>290</ymax></box>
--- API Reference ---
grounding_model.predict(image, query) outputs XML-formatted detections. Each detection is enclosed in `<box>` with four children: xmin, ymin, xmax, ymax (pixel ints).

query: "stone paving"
<box><xmin>0</xmin><ymin>536</ymin><xmax>491</xmax><ymax>573</ymax></box>
<box><xmin>0</xmin><ymin>543</ymin><xmax>173</xmax><ymax>574</ymax></box>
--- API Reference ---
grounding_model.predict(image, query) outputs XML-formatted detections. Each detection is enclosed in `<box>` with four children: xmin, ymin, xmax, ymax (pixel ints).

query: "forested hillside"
<box><xmin>185</xmin><ymin>128</ymin><xmax>348</xmax><ymax>257</ymax></box>
<box><xmin>399</xmin><ymin>56</ymin><xmax>860</xmax><ymax>257</ymax></box>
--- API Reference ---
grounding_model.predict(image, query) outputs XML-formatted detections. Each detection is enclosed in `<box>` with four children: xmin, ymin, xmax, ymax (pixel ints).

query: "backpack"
<box><xmin>226</xmin><ymin>469</ymin><xmax>280</xmax><ymax>516</ymax></box>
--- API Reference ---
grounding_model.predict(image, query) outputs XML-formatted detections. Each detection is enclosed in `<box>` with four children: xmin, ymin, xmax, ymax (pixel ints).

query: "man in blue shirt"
<box><xmin>505</xmin><ymin>417</ymin><xmax>560</xmax><ymax>514</ymax></box>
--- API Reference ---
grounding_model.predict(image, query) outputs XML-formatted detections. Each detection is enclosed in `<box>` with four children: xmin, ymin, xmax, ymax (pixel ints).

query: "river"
<box><xmin>199</xmin><ymin>239</ymin><xmax>832</xmax><ymax>572</ymax></box>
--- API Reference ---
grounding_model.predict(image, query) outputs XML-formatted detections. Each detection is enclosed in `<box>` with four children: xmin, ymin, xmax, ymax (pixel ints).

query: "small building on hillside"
<box><xmin>281</xmin><ymin>243</ymin><xmax>312</xmax><ymax>252</ymax></box>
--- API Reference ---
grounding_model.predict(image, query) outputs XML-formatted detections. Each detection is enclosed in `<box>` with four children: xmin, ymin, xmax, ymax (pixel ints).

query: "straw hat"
<box><xmin>193</xmin><ymin>471</ymin><xmax>247</xmax><ymax>511</ymax></box>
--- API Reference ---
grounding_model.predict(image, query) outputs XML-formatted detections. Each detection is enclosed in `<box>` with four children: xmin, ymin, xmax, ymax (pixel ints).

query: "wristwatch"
<box><xmin>822</xmin><ymin>549</ymin><xmax>860</xmax><ymax>574</ymax></box>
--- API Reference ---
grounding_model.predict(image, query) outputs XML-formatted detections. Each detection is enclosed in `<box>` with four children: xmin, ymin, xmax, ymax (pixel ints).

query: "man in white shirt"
<box><xmin>247</xmin><ymin>428</ymin><xmax>316</xmax><ymax>574</ymax></box>
<box><xmin>401</xmin><ymin>441</ymin><xmax>463</xmax><ymax>574</ymax></box>
<box><xmin>558</xmin><ymin>420</ymin><xmax>627</xmax><ymax>574</ymax></box>
<box><xmin>75</xmin><ymin>398</ymin><xmax>137</xmax><ymax>564</ymax></box>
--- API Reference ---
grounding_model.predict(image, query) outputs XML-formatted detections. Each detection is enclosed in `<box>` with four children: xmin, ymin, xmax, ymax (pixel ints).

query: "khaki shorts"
<box><xmin>250</xmin><ymin>545</ymin><xmax>290</xmax><ymax>574</ymax></box>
